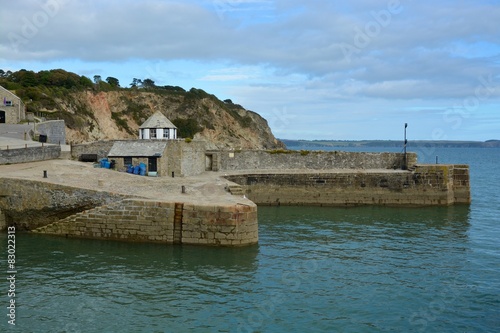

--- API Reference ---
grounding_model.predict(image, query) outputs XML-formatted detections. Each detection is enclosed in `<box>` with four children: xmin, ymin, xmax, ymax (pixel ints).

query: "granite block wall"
<box><xmin>218</xmin><ymin>150</ymin><xmax>418</xmax><ymax>171</ymax></box>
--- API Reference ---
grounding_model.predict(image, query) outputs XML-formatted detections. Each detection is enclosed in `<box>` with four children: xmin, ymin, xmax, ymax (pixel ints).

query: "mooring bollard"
<box><xmin>43</xmin><ymin>170</ymin><xmax>47</xmax><ymax>178</ymax></box>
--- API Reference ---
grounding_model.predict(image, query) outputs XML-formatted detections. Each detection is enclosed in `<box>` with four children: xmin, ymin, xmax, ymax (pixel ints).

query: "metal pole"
<box><xmin>404</xmin><ymin>123</ymin><xmax>408</xmax><ymax>170</ymax></box>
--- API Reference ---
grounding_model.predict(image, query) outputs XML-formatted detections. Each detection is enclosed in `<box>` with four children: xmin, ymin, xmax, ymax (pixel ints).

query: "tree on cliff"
<box><xmin>142</xmin><ymin>78</ymin><xmax>155</xmax><ymax>88</ymax></box>
<box><xmin>106</xmin><ymin>76</ymin><xmax>120</xmax><ymax>87</ymax></box>
<box><xmin>130</xmin><ymin>78</ymin><xmax>142</xmax><ymax>88</ymax></box>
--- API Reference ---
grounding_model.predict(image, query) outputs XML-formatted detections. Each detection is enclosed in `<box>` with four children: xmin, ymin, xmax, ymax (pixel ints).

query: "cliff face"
<box><xmin>55</xmin><ymin>89</ymin><xmax>284</xmax><ymax>149</ymax></box>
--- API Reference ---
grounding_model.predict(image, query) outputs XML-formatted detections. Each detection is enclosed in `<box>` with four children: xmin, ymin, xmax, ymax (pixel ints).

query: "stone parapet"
<box><xmin>0</xmin><ymin>145</ymin><xmax>61</xmax><ymax>165</ymax></box>
<box><xmin>217</xmin><ymin>150</ymin><xmax>417</xmax><ymax>171</ymax></box>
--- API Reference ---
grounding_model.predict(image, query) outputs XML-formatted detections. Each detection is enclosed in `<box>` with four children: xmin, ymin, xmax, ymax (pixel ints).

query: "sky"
<box><xmin>1</xmin><ymin>0</ymin><xmax>500</xmax><ymax>141</ymax></box>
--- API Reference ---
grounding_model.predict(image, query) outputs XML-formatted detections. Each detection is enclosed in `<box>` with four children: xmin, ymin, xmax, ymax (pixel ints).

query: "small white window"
<box><xmin>163</xmin><ymin>128</ymin><xmax>169</xmax><ymax>139</ymax></box>
<box><xmin>150</xmin><ymin>129</ymin><xmax>156</xmax><ymax>138</ymax></box>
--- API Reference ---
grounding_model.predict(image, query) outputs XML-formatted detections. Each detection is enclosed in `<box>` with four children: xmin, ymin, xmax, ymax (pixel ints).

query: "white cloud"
<box><xmin>1</xmin><ymin>0</ymin><xmax>500</xmax><ymax>140</ymax></box>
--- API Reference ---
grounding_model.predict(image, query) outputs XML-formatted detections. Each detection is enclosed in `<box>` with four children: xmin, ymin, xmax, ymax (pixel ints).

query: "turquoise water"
<box><xmin>1</xmin><ymin>148</ymin><xmax>499</xmax><ymax>332</ymax></box>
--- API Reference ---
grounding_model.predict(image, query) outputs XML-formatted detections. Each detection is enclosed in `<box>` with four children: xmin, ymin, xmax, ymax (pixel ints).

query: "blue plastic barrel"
<box><xmin>139</xmin><ymin>162</ymin><xmax>147</xmax><ymax>176</ymax></box>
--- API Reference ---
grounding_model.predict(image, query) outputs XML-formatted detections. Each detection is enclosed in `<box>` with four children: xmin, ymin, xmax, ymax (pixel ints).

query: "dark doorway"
<box><xmin>0</xmin><ymin>111</ymin><xmax>5</xmax><ymax>123</ymax></box>
<box><xmin>205</xmin><ymin>154</ymin><xmax>213</xmax><ymax>171</ymax></box>
<box><xmin>148</xmin><ymin>157</ymin><xmax>158</xmax><ymax>172</ymax></box>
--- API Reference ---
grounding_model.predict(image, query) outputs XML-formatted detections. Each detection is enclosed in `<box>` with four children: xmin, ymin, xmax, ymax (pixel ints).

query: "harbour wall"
<box><xmin>32</xmin><ymin>199</ymin><xmax>258</xmax><ymax>246</ymax></box>
<box><xmin>224</xmin><ymin>164</ymin><xmax>470</xmax><ymax>206</ymax></box>
<box><xmin>218</xmin><ymin>150</ymin><xmax>418</xmax><ymax>171</ymax></box>
<box><xmin>0</xmin><ymin>178</ymin><xmax>127</xmax><ymax>230</ymax></box>
<box><xmin>0</xmin><ymin>178</ymin><xmax>258</xmax><ymax>246</ymax></box>
<box><xmin>0</xmin><ymin>144</ymin><xmax>61</xmax><ymax>165</ymax></box>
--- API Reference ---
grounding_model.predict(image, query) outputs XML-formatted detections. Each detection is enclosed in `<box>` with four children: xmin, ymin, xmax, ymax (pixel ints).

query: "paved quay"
<box><xmin>0</xmin><ymin>159</ymin><xmax>253</xmax><ymax>206</ymax></box>
<box><xmin>0</xmin><ymin>158</ymin><xmax>411</xmax><ymax>210</ymax></box>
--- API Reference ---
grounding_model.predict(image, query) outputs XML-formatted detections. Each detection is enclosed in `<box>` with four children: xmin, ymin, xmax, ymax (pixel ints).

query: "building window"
<box><xmin>150</xmin><ymin>129</ymin><xmax>156</xmax><ymax>138</ymax></box>
<box><xmin>163</xmin><ymin>128</ymin><xmax>169</xmax><ymax>139</ymax></box>
<box><xmin>124</xmin><ymin>157</ymin><xmax>132</xmax><ymax>166</ymax></box>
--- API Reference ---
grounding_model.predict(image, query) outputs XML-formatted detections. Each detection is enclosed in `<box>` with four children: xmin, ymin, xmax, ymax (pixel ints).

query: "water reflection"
<box><xmin>14</xmin><ymin>233</ymin><xmax>259</xmax><ymax>274</ymax></box>
<box><xmin>259</xmin><ymin>205</ymin><xmax>471</xmax><ymax>244</ymax></box>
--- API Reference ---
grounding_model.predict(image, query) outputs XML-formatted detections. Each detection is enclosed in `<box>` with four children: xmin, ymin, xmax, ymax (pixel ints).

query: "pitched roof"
<box><xmin>140</xmin><ymin>111</ymin><xmax>177</xmax><ymax>129</ymax></box>
<box><xmin>108</xmin><ymin>141</ymin><xmax>168</xmax><ymax>157</ymax></box>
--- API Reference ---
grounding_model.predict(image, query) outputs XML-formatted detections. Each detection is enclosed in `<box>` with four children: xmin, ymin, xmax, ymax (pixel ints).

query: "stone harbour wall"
<box><xmin>218</xmin><ymin>150</ymin><xmax>418</xmax><ymax>171</ymax></box>
<box><xmin>182</xmin><ymin>202</ymin><xmax>258</xmax><ymax>246</ymax></box>
<box><xmin>0</xmin><ymin>177</ymin><xmax>257</xmax><ymax>246</ymax></box>
<box><xmin>33</xmin><ymin>199</ymin><xmax>176</xmax><ymax>243</ymax></box>
<box><xmin>32</xmin><ymin>199</ymin><xmax>258</xmax><ymax>246</ymax></box>
<box><xmin>0</xmin><ymin>178</ymin><xmax>128</xmax><ymax>230</ymax></box>
<box><xmin>224</xmin><ymin>164</ymin><xmax>470</xmax><ymax>206</ymax></box>
<box><xmin>0</xmin><ymin>209</ymin><xmax>6</xmax><ymax>231</ymax></box>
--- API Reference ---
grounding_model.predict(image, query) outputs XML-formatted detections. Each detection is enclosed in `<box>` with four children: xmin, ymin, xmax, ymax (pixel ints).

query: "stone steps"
<box><xmin>227</xmin><ymin>185</ymin><xmax>245</xmax><ymax>196</ymax></box>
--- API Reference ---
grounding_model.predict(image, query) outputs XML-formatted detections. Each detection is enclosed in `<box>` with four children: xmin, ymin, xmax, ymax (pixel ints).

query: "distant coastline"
<box><xmin>281</xmin><ymin>139</ymin><xmax>500</xmax><ymax>149</ymax></box>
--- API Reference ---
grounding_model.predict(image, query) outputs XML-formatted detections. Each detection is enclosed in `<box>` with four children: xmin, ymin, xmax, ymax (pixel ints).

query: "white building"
<box><xmin>138</xmin><ymin>111</ymin><xmax>177</xmax><ymax>140</ymax></box>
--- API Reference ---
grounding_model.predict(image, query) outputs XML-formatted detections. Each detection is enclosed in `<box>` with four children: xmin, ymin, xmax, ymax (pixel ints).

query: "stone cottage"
<box><xmin>0</xmin><ymin>86</ymin><xmax>25</xmax><ymax>124</ymax></box>
<box><xmin>107</xmin><ymin>112</ymin><xmax>206</xmax><ymax>177</ymax></box>
<box><xmin>107</xmin><ymin>140</ymin><xmax>207</xmax><ymax>177</ymax></box>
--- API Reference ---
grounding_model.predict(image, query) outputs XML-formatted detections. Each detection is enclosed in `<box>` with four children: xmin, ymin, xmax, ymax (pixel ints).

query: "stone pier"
<box><xmin>0</xmin><ymin>150</ymin><xmax>470</xmax><ymax>246</ymax></box>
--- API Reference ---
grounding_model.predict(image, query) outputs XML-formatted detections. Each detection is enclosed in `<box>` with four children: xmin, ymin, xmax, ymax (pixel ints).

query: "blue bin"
<box><xmin>126</xmin><ymin>165</ymin><xmax>134</xmax><ymax>173</ymax></box>
<box><xmin>139</xmin><ymin>163</ymin><xmax>147</xmax><ymax>176</ymax></box>
<box><xmin>133</xmin><ymin>166</ymin><xmax>140</xmax><ymax>175</ymax></box>
<box><xmin>100</xmin><ymin>158</ymin><xmax>108</xmax><ymax>168</ymax></box>
<box><xmin>104</xmin><ymin>161</ymin><xmax>111</xmax><ymax>169</ymax></box>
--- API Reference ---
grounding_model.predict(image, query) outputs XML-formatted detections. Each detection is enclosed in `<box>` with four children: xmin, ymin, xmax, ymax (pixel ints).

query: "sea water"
<box><xmin>1</xmin><ymin>148</ymin><xmax>499</xmax><ymax>332</ymax></box>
